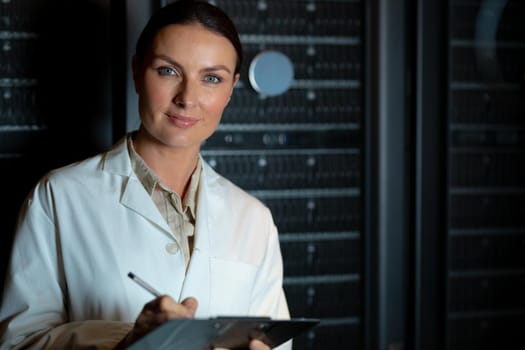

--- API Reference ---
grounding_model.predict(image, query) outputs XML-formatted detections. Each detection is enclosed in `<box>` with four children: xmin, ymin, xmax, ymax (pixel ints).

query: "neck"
<box><xmin>132</xmin><ymin>129</ymin><xmax>200</xmax><ymax>198</ymax></box>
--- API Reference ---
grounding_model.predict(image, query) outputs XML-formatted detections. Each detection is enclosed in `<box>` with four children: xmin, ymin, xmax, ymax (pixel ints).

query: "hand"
<box><xmin>249</xmin><ymin>339</ymin><xmax>272</xmax><ymax>350</ymax></box>
<box><xmin>115</xmin><ymin>295</ymin><xmax>198</xmax><ymax>349</ymax></box>
<box><xmin>214</xmin><ymin>339</ymin><xmax>271</xmax><ymax>350</ymax></box>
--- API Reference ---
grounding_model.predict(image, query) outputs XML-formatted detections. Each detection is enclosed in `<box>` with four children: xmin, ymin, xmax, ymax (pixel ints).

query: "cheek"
<box><xmin>202</xmin><ymin>90</ymin><xmax>232</xmax><ymax>118</ymax></box>
<box><xmin>142</xmin><ymin>75</ymin><xmax>172</xmax><ymax>109</ymax></box>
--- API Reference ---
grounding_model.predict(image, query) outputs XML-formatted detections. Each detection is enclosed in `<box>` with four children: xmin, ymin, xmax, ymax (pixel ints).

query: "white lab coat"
<box><xmin>0</xmin><ymin>135</ymin><xmax>291</xmax><ymax>349</ymax></box>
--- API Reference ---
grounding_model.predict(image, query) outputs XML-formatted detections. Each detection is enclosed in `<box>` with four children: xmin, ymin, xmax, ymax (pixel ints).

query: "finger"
<box><xmin>135</xmin><ymin>304</ymin><xmax>160</xmax><ymax>327</ymax></box>
<box><xmin>249</xmin><ymin>339</ymin><xmax>271</xmax><ymax>350</ymax></box>
<box><xmin>157</xmin><ymin>295</ymin><xmax>181</xmax><ymax>312</ymax></box>
<box><xmin>156</xmin><ymin>295</ymin><xmax>198</xmax><ymax>320</ymax></box>
<box><xmin>134</xmin><ymin>307</ymin><xmax>165</xmax><ymax>334</ymax></box>
<box><xmin>138</xmin><ymin>295</ymin><xmax>183</xmax><ymax>327</ymax></box>
<box><xmin>181</xmin><ymin>297</ymin><xmax>198</xmax><ymax>318</ymax></box>
<box><xmin>142</xmin><ymin>295</ymin><xmax>171</xmax><ymax>312</ymax></box>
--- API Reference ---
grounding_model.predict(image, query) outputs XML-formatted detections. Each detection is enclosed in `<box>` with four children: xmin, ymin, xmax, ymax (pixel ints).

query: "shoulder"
<box><xmin>202</xmin><ymin>160</ymin><xmax>271</xmax><ymax>216</ymax></box>
<box><xmin>23</xmin><ymin>153</ymin><xmax>102</xmax><ymax>205</ymax></box>
<box><xmin>40</xmin><ymin>135</ymin><xmax>130</xmax><ymax>190</ymax></box>
<box><xmin>44</xmin><ymin>153</ymin><xmax>105</xmax><ymax>187</ymax></box>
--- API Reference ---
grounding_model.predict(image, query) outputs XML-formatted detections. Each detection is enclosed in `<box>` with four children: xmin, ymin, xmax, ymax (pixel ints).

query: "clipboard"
<box><xmin>127</xmin><ymin>316</ymin><xmax>320</xmax><ymax>350</ymax></box>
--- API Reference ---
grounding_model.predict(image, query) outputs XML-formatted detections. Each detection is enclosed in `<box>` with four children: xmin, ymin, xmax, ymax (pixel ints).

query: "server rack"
<box><xmin>155</xmin><ymin>1</ymin><xmax>366</xmax><ymax>349</ymax></box>
<box><xmin>0</xmin><ymin>0</ymin><xmax>113</xmax><ymax>287</ymax></box>
<box><xmin>0</xmin><ymin>0</ymin><xmax>44</xmax><ymax>285</ymax></box>
<box><xmin>446</xmin><ymin>1</ymin><xmax>525</xmax><ymax>349</ymax></box>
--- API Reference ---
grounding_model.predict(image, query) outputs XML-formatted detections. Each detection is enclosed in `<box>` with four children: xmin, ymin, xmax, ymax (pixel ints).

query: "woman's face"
<box><xmin>133</xmin><ymin>22</ymin><xmax>239</xmax><ymax>152</ymax></box>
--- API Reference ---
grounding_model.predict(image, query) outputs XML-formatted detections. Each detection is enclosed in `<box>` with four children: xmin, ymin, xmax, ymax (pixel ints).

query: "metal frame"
<box><xmin>364</xmin><ymin>0</ymin><xmax>411</xmax><ymax>349</ymax></box>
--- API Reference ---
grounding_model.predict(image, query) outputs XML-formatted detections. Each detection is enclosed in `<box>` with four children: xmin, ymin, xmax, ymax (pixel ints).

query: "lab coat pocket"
<box><xmin>209</xmin><ymin>258</ymin><xmax>257</xmax><ymax>316</ymax></box>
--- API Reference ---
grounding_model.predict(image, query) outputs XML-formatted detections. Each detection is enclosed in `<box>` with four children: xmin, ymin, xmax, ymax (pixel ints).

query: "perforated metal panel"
<box><xmin>0</xmin><ymin>0</ymin><xmax>113</xmax><ymax>291</ymax></box>
<box><xmin>446</xmin><ymin>1</ymin><xmax>525</xmax><ymax>349</ymax></box>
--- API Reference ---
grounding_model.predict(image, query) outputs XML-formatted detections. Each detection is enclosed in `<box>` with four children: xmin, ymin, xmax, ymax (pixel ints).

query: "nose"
<box><xmin>173</xmin><ymin>79</ymin><xmax>196</xmax><ymax>109</ymax></box>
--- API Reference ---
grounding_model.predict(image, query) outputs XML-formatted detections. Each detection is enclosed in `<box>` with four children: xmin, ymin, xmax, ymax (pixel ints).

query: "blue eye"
<box><xmin>204</xmin><ymin>75</ymin><xmax>221</xmax><ymax>84</ymax></box>
<box><xmin>157</xmin><ymin>67</ymin><xmax>177</xmax><ymax>76</ymax></box>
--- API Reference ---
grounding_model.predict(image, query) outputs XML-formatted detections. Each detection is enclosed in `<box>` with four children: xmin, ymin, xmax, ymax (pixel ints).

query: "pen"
<box><xmin>128</xmin><ymin>272</ymin><xmax>162</xmax><ymax>298</ymax></box>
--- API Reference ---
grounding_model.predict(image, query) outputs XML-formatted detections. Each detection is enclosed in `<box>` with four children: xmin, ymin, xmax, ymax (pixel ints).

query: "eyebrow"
<box><xmin>154</xmin><ymin>54</ymin><xmax>232</xmax><ymax>75</ymax></box>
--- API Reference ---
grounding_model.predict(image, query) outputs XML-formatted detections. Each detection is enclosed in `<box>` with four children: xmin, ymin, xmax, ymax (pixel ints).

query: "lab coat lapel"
<box><xmin>120</xmin><ymin>177</ymin><xmax>174</xmax><ymax>238</ymax></box>
<box><xmin>102</xmin><ymin>136</ymin><xmax>174</xmax><ymax>239</ymax></box>
<box><xmin>179</xmin><ymin>160</ymin><xmax>224</xmax><ymax>317</ymax></box>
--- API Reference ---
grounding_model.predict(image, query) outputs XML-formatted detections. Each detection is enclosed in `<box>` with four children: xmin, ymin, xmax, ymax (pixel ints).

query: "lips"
<box><xmin>166</xmin><ymin>113</ymin><xmax>199</xmax><ymax>128</ymax></box>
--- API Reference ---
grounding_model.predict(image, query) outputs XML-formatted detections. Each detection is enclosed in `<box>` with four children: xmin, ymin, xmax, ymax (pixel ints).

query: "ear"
<box><xmin>229</xmin><ymin>73</ymin><xmax>240</xmax><ymax>102</ymax></box>
<box><xmin>233</xmin><ymin>73</ymin><xmax>240</xmax><ymax>88</ymax></box>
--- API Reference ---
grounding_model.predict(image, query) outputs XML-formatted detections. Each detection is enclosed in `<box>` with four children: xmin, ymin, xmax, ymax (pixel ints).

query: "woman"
<box><xmin>0</xmin><ymin>1</ymin><xmax>290</xmax><ymax>349</ymax></box>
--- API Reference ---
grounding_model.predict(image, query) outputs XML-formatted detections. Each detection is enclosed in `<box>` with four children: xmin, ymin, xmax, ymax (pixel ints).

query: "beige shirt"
<box><xmin>127</xmin><ymin>134</ymin><xmax>201</xmax><ymax>268</ymax></box>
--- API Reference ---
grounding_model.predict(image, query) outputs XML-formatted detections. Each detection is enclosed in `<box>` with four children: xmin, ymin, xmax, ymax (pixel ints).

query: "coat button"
<box><xmin>165</xmin><ymin>243</ymin><xmax>179</xmax><ymax>255</ymax></box>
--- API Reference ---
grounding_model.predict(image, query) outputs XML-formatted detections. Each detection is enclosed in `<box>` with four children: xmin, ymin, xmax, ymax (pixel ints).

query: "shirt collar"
<box><xmin>127</xmin><ymin>133</ymin><xmax>201</xmax><ymax>218</ymax></box>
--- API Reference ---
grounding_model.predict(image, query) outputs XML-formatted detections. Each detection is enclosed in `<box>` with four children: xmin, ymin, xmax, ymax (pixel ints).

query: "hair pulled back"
<box><xmin>135</xmin><ymin>0</ymin><xmax>243</xmax><ymax>75</ymax></box>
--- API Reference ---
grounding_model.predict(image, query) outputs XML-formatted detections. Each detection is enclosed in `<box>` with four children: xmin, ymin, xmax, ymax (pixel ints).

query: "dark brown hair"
<box><xmin>135</xmin><ymin>0</ymin><xmax>243</xmax><ymax>75</ymax></box>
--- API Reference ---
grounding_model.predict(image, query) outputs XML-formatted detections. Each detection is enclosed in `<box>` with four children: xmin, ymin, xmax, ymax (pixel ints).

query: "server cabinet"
<box><xmin>146</xmin><ymin>1</ymin><xmax>365</xmax><ymax>349</ymax></box>
<box><xmin>0</xmin><ymin>0</ymin><xmax>46</xmax><ymax>247</ymax></box>
<box><xmin>0</xmin><ymin>0</ymin><xmax>113</xmax><ymax>286</ymax></box>
<box><xmin>446</xmin><ymin>1</ymin><xmax>525</xmax><ymax>349</ymax></box>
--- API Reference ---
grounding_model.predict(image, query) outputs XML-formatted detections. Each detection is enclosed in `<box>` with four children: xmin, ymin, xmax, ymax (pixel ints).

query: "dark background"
<box><xmin>1</xmin><ymin>0</ymin><xmax>524</xmax><ymax>349</ymax></box>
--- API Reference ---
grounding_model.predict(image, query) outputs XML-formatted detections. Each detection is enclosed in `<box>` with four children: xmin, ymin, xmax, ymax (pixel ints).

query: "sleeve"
<box><xmin>248</xmin><ymin>210</ymin><xmax>292</xmax><ymax>350</ymax></box>
<box><xmin>0</xmin><ymin>180</ymin><xmax>131</xmax><ymax>350</ymax></box>
<box><xmin>7</xmin><ymin>321</ymin><xmax>132</xmax><ymax>350</ymax></box>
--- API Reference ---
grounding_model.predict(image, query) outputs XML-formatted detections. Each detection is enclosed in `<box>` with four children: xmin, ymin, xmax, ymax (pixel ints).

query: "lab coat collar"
<box><xmin>100</xmin><ymin>135</ymin><xmax>131</xmax><ymax>177</ymax></box>
<box><xmin>101</xmin><ymin>135</ymin><xmax>174</xmax><ymax>239</ymax></box>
